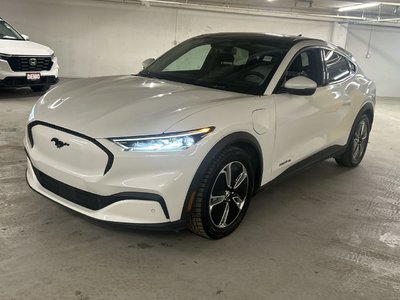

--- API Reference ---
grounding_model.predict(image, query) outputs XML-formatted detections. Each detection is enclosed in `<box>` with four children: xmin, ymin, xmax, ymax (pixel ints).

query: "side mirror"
<box><xmin>283</xmin><ymin>76</ymin><xmax>317</xmax><ymax>96</ymax></box>
<box><xmin>142</xmin><ymin>58</ymin><xmax>155</xmax><ymax>69</ymax></box>
<box><xmin>21</xmin><ymin>34</ymin><xmax>30</xmax><ymax>41</ymax></box>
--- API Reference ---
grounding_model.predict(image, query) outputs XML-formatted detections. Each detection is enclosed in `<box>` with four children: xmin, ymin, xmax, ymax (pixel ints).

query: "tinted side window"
<box><xmin>286</xmin><ymin>48</ymin><xmax>324</xmax><ymax>86</ymax></box>
<box><xmin>324</xmin><ymin>50</ymin><xmax>351</xmax><ymax>83</ymax></box>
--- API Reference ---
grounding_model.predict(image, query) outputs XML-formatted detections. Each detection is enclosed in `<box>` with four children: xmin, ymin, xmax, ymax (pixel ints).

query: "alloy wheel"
<box><xmin>352</xmin><ymin>119</ymin><xmax>369</xmax><ymax>162</ymax></box>
<box><xmin>209</xmin><ymin>161</ymin><xmax>249</xmax><ymax>229</ymax></box>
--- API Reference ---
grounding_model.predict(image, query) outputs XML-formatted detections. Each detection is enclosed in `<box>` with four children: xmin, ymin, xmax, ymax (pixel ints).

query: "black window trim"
<box><xmin>272</xmin><ymin>45</ymin><xmax>327</xmax><ymax>94</ymax></box>
<box><xmin>321</xmin><ymin>47</ymin><xmax>357</xmax><ymax>85</ymax></box>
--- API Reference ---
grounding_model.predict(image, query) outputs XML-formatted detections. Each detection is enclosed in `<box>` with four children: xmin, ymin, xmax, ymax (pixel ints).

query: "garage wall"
<box><xmin>0</xmin><ymin>0</ymin><xmax>347</xmax><ymax>78</ymax></box>
<box><xmin>345</xmin><ymin>24</ymin><xmax>400</xmax><ymax>98</ymax></box>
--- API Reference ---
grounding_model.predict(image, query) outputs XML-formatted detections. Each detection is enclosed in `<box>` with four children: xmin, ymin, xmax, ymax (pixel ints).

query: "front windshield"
<box><xmin>139</xmin><ymin>36</ymin><xmax>288</xmax><ymax>95</ymax></box>
<box><xmin>0</xmin><ymin>20</ymin><xmax>24</xmax><ymax>40</ymax></box>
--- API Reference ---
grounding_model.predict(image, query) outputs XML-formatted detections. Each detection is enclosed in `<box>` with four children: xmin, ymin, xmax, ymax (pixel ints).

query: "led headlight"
<box><xmin>110</xmin><ymin>127</ymin><xmax>215</xmax><ymax>152</ymax></box>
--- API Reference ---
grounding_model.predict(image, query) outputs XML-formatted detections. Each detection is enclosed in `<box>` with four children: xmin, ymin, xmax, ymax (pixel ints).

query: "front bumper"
<box><xmin>27</xmin><ymin>158</ymin><xmax>178</xmax><ymax>225</ymax></box>
<box><xmin>0</xmin><ymin>76</ymin><xmax>58</xmax><ymax>87</ymax></box>
<box><xmin>0</xmin><ymin>57</ymin><xmax>59</xmax><ymax>87</ymax></box>
<box><xmin>24</xmin><ymin>121</ymin><xmax>206</xmax><ymax>227</ymax></box>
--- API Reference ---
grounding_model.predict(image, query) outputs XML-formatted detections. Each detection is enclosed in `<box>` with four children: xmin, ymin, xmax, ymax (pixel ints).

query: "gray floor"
<box><xmin>1</xmin><ymin>81</ymin><xmax>399</xmax><ymax>300</ymax></box>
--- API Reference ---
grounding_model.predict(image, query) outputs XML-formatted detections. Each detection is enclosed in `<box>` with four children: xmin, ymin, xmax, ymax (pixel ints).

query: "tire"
<box><xmin>31</xmin><ymin>85</ymin><xmax>50</xmax><ymax>92</ymax></box>
<box><xmin>189</xmin><ymin>147</ymin><xmax>254</xmax><ymax>239</ymax></box>
<box><xmin>335</xmin><ymin>114</ymin><xmax>370</xmax><ymax>167</ymax></box>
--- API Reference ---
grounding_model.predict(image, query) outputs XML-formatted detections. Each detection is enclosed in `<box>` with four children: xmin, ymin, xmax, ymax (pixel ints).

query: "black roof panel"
<box><xmin>191</xmin><ymin>32</ymin><xmax>322</xmax><ymax>49</ymax></box>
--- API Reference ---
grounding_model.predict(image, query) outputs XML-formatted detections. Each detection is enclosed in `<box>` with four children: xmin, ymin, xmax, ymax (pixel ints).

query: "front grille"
<box><xmin>30</xmin><ymin>164</ymin><xmax>169</xmax><ymax>218</ymax></box>
<box><xmin>7</xmin><ymin>56</ymin><xmax>53</xmax><ymax>72</ymax></box>
<box><xmin>32</xmin><ymin>165</ymin><xmax>112</xmax><ymax>210</ymax></box>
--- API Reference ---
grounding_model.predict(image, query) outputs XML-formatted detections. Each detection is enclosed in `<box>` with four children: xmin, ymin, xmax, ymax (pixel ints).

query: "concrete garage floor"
<box><xmin>0</xmin><ymin>80</ymin><xmax>399</xmax><ymax>300</ymax></box>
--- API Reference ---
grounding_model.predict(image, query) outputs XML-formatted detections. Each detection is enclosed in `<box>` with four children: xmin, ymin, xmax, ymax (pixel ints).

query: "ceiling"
<box><xmin>130</xmin><ymin>0</ymin><xmax>400</xmax><ymax>24</ymax></box>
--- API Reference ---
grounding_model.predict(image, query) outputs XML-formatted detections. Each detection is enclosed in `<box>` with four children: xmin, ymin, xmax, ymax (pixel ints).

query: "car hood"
<box><xmin>0</xmin><ymin>40</ymin><xmax>53</xmax><ymax>56</ymax></box>
<box><xmin>33</xmin><ymin>76</ymin><xmax>248</xmax><ymax>138</ymax></box>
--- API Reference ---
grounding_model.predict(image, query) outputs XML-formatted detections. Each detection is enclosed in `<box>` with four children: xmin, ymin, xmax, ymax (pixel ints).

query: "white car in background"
<box><xmin>25</xmin><ymin>33</ymin><xmax>375</xmax><ymax>239</ymax></box>
<box><xmin>0</xmin><ymin>18</ymin><xmax>59</xmax><ymax>92</ymax></box>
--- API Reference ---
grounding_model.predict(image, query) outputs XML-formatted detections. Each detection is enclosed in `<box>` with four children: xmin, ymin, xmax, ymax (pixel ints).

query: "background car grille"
<box><xmin>7</xmin><ymin>56</ymin><xmax>53</xmax><ymax>72</ymax></box>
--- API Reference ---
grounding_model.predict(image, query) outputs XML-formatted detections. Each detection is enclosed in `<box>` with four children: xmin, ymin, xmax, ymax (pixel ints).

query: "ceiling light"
<box><xmin>338</xmin><ymin>2</ymin><xmax>380</xmax><ymax>12</ymax></box>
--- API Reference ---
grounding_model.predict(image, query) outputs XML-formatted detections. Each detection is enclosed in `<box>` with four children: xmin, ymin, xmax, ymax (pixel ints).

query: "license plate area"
<box><xmin>27</xmin><ymin>73</ymin><xmax>41</xmax><ymax>81</ymax></box>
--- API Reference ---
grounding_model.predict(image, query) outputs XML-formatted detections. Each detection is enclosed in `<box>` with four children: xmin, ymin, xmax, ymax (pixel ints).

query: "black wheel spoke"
<box><xmin>232</xmin><ymin>195</ymin><xmax>245</xmax><ymax>210</ymax></box>
<box><xmin>210</xmin><ymin>195</ymin><xmax>225</xmax><ymax>208</ymax></box>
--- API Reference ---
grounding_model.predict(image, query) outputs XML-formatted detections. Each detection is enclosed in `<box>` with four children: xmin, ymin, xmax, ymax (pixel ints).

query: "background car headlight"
<box><xmin>110</xmin><ymin>127</ymin><xmax>215</xmax><ymax>152</ymax></box>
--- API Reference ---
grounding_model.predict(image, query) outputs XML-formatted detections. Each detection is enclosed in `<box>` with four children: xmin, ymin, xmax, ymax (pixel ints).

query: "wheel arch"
<box><xmin>345</xmin><ymin>101</ymin><xmax>374</xmax><ymax>146</ymax></box>
<box><xmin>362</xmin><ymin>103</ymin><xmax>374</xmax><ymax>126</ymax></box>
<box><xmin>180</xmin><ymin>131</ymin><xmax>263</xmax><ymax>221</ymax></box>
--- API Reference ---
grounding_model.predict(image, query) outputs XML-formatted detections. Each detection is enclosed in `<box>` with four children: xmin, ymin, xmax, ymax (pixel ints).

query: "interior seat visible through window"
<box><xmin>285</xmin><ymin>48</ymin><xmax>324</xmax><ymax>86</ymax></box>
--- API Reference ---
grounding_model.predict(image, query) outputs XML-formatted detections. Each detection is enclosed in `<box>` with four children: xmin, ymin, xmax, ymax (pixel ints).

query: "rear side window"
<box><xmin>349</xmin><ymin>61</ymin><xmax>356</xmax><ymax>73</ymax></box>
<box><xmin>324</xmin><ymin>50</ymin><xmax>351</xmax><ymax>83</ymax></box>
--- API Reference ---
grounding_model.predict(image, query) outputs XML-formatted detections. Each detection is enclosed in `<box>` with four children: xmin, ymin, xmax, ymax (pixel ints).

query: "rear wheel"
<box><xmin>335</xmin><ymin>114</ymin><xmax>370</xmax><ymax>167</ymax></box>
<box><xmin>31</xmin><ymin>85</ymin><xmax>50</xmax><ymax>92</ymax></box>
<box><xmin>189</xmin><ymin>147</ymin><xmax>254</xmax><ymax>239</ymax></box>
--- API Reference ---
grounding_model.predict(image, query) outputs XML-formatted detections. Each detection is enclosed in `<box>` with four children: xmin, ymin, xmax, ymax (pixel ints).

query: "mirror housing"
<box><xmin>142</xmin><ymin>58</ymin><xmax>155</xmax><ymax>69</ymax></box>
<box><xmin>283</xmin><ymin>76</ymin><xmax>317</xmax><ymax>96</ymax></box>
<box><xmin>21</xmin><ymin>34</ymin><xmax>30</xmax><ymax>41</ymax></box>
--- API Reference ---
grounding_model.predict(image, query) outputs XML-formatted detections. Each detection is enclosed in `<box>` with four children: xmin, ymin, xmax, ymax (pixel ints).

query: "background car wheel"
<box><xmin>189</xmin><ymin>147</ymin><xmax>254</xmax><ymax>239</ymax></box>
<box><xmin>335</xmin><ymin>114</ymin><xmax>371</xmax><ymax>167</ymax></box>
<box><xmin>31</xmin><ymin>85</ymin><xmax>50</xmax><ymax>92</ymax></box>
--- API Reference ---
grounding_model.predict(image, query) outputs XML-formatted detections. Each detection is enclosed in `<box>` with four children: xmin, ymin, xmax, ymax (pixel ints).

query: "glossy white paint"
<box><xmin>284</xmin><ymin>76</ymin><xmax>317</xmax><ymax>90</ymax></box>
<box><xmin>0</xmin><ymin>40</ymin><xmax>53</xmax><ymax>56</ymax></box>
<box><xmin>25</xmin><ymin>38</ymin><xmax>375</xmax><ymax>225</ymax></box>
<box><xmin>26</xmin><ymin>159</ymin><xmax>169</xmax><ymax>223</ymax></box>
<box><xmin>33</xmin><ymin>76</ymin><xmax>251</xmax><ymax>138</ymax></box>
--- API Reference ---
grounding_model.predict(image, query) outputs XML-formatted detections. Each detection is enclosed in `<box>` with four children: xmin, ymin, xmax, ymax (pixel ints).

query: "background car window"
<box><xmin>164</xmin><ymin>44</ymin><xmax>211</xmax><ymax>71</ymax></box>
<box><xmin>286</xmin><ymin>48</ymin><xmax>324</xmax><ymax>86</ymax></box>
<box><xmin>349</xmin><ymin>60</ymin><xmax>356</xmax><ymax>73</ymax></box>
<box><xmin>0</xmin><ymin>20</ymin><xmax>23</xmax><ymax>40</ymax></box>
<box><xmin>324</xmin><ymin>50</ymin><xmax>351</xmax><ymax>83</ymax></box>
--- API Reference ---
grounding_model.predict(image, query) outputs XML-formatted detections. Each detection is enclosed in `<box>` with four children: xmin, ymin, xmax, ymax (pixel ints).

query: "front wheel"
<box><xmin>335</xmin><ymin>114</ymin><xmax>371</xmax><ymax>167</ymax></box>
<box><xmin>189</xmin><ymin>147</ymin><xmax>254</xmax><ymax>239</ymax></box>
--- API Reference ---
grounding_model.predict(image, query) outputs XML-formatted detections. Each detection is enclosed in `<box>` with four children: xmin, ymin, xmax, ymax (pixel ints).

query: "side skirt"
<box><xmin>258</xmin><ymin>144</ymin><xmax>346</xmax><ymax>192</ymax></box>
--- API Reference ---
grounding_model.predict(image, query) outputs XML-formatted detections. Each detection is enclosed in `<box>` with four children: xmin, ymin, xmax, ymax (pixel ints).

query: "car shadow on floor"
<box><xmin>43</xmin><ymin>158</ymin><xmax>358</xmax><ymax>242</ymax></box>
<box><xmin>0</xmin><ymin>87</ymin><xmax>46</xmax><ymax>99</ymax></box>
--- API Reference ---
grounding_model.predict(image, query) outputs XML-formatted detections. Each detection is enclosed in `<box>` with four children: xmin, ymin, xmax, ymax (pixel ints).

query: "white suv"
<box><xmin>0</xmin><ymin>18</ymin><xmax>59</xmax><ymax>92</ymax></box>
<box><xmin>25</xmin><ymin>33</ymin><xmax>375</xmax><ymax>239</ymax></box>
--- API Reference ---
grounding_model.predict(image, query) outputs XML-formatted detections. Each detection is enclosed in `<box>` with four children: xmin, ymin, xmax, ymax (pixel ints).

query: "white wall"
<box><xmin>345</xmin><ymin>24</ymin><xmax>400</xmax><ymax>97</ymax></box>
<box><xmin>1</xmin><ymin>0</ymin><xmax>347</xmax><ymax>78</ymax></box>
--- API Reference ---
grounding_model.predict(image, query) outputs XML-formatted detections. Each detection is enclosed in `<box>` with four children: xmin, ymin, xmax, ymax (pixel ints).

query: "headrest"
<box><xmin>217</xmin><ymin>47</ymin><xmax>234</xmax><ymax>63</ymax></box>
